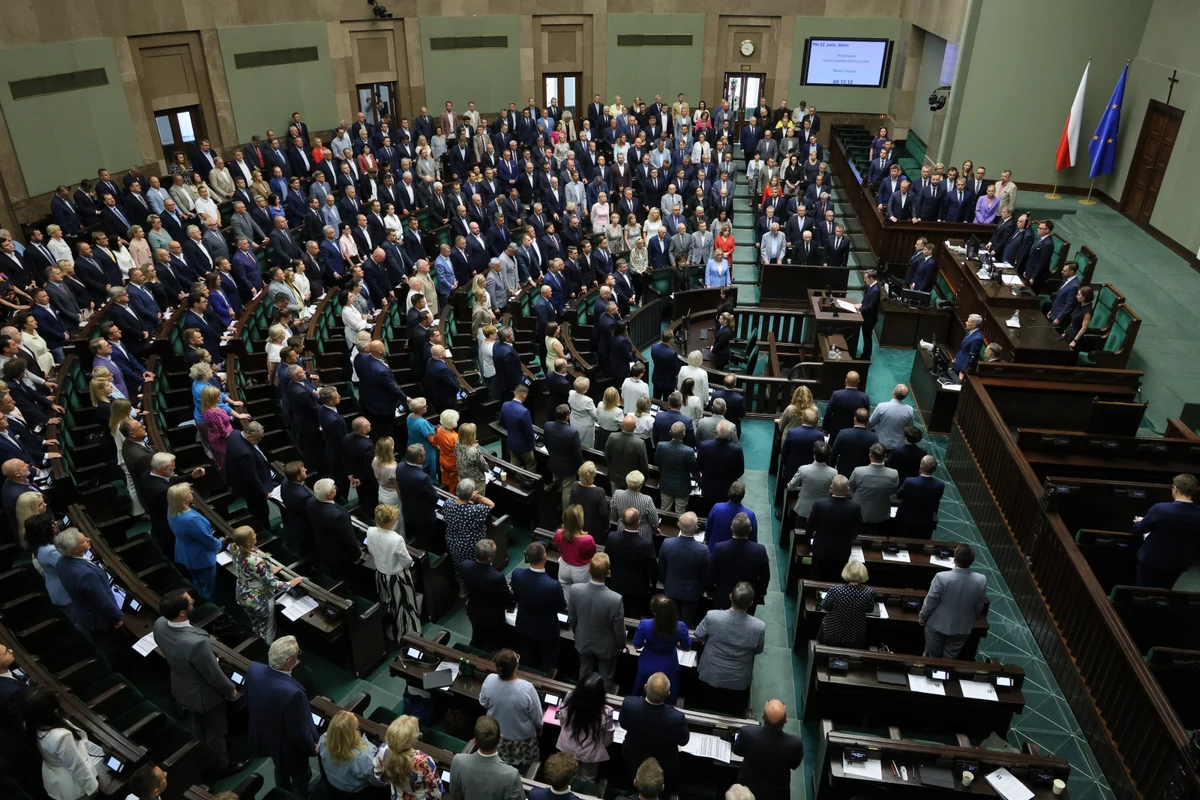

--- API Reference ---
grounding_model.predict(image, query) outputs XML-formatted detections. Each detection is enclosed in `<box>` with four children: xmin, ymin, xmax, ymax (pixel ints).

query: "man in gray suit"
<box><xmin>920</xmin><ymin>544</ymin><xmax>989</xmax><ymax>659</ymax></box>
<box><xmin>153</xmin><ymin>589</ymin><xmax>246</xmax><ymax>776</ymax></box>
<box><xmin>603</xmin><ymin>416</ymin><xmax>648</xmax><ymax>492</ymax></box>
<box><xmin>848</xmin><ymin>443</ymin><xmax>899</xmax><ymax>533</ymax></box>
<box><xmin>694</xmin><ymin>582</ymin><xmax>765</xmax><ymax>716</ymax></box>
<box><xmin>669</xmin><ymin>224</ymin><xmax>691</xmax><ymax>267</ymax></box>
<box><xmin>202</xmin><ymin>220</ymin><xmax>231</xmax><ymax>263</ymax></box>
<box><xmin>567</xmin><ymin>553</ymin><xmax>626</xmax><ymax>693</ymax></box>
<box><xmin>447</xmin><ymin>715</ymin><xmax>523</xmax><ymax>800</ymax></box>
<box><xmin>230</xmin><ymin>201</ymin><xmax>267</xmax><ymax>247</ymax></box>
<box><xmin>696</xmin><ymin>398</ymin><xmax>739</xmax><ymax>444</ymax></box>
<box><xmin>689</xmin><ymin>220</ymin><xmax>714</xmax><ymax>267</ymax></box>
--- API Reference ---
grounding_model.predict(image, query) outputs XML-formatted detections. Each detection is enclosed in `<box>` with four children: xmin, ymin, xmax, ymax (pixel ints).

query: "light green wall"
<box><xmin>909</xmin><ymin>32</ymin><xmax>947</xmax><ymax>145</ymax></box>
<box><xmin>420</xmin><ymin>17</ymin><xmax>521</xmax><ymax>117</ymax></box>
<box><xmin>0</xmin><ymin>39</ymin><xmax>139</xmax><ymax>196</ymax></box>
<box><xmin>947</xmin><ymin>0</ymin><xmax>1150</xmax><ymax>187</ymax></box>
<box><xmin>218</xmin><ymin>23</ymin><xmax>338</xmax><ymax>144</ymax></box>
<box><xmin>1101</xmin><ymin>0</ymin><xmax>1200</xmax><ymax>251</ymax></box>
<box><xmin>606</xmin><ymin>15</ymin><xmax>704</xmax><ymax>106</ymax></box>
<box><xmin>789</xmin><ymin>17</ymin><xmax>904</xmax><ymax>114</ymax></box>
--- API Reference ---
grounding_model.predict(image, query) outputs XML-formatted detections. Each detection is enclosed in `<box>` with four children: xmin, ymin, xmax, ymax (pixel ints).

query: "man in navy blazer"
<box><xmin>342</xmin><ymin>417</ymin><xmax>377</xmax><ymax>518</ymax></box>
<box><xmin>395</xmin><ymin>446</ymin><xmax>439</xmax><ymax>550</ymax></box>
<box><xmin>706</xmin><ymin>513</ymin><xmax>769</xmax><ymax>608</ymax></box>
<box><xmin>51</xmin><ymin>187</ymin><xmax>82</xmax><ymax>236</ymax></box>
<box><xmin>943</xmin><ymin>179</ymin><xmax>974</xmax><ymax>223</ymax></box>
<box><xmin>491</xmin><ymin>328</ymin><xmax>525</xmax><ymax>404</ymax></box>
<box><xmin>895</xmin><ymin>455</ymin><xmax>945</xmax><ymax>538</ymax></box>
<box><xmin>1047</xmin><ymin>261</ymin><xmax>1080</xmax><ymax>332</ymax></box>
<box><xmin>225</xmin><ymin>424</ymin><xmax>274</xmax><ymax>530</ymax></box>
<box><xmin>357</xmin><ymin>341</ymin><xmax>408</xmax><ymax>439</ymax></box>
<box><xmin>1133</xmin><ymin>473</ymin><xmax>1200</xmax><ymax>589</ymax></box>
<box><xmin>423</xmin><ymin>347</ymin><xmax>460</xmax><ymax>414</ymax></box>
<box><xmin>886</xmin><ymin>181</ymin><xmax>915</xmax><ymax>222</ymax></box>
<box><xmin>952</xmin><ymin>314</ymin><xmax>986</xmax><ymax>379</ymax></box>
<box><xmin>246</xmin><ymin>636</ymin><xmax>318</xmax><ymax>796</ymax></box>
<box><xmin>807</xmin><ymin>476</ymin><xmax>863</xmax><ymax>580</ymax></box>
<box><xmin>460</xmin><ymin>539</ymin><xmax>511</xmax><ymax>652</ymax></box>
<box><xmin>31</xmin><ymin>294</ymin><xmax>70</xmax><ymax>356</ymax></box>
<box><xmin>1001</xmin><ymin>214</ymin><xmax>1033</xmax><ymax>270</ymax></box>
<box><xmin>511</xmin><ymin>542</ymin><xmax>567</xmax><ymax>671</ymax></box>
<box><xmin>620</xmin><ymin>674</ymin><xmax>691</xmax><ymax>784</ymax></box>
<box><xmin>829</xmin><ymin>409</ymin><xmax>878</xmax><ymax>477</ymax></box>
<box><xmin>696</xmin><ymin>422</ymin><xmax>744</xmax><ymax>517</ymax></box>
<box><xmin>54</xmin><ymin>528</ymin><xmax>124</xmax><ymax>659</ymax></box>
<box><xmin>914</xmin><ymin>176</ymin><xmax>947</xmax><ymax>222</ymax></box>
<box><xmin>1022</xmin><ymin>220</ymin><xmax>1056</xmax><ymax>290</ymax></box>
<box><xmin>658</xmin><ymin>512</ymin><xmax>709</xmax><ymax>627</ymax></box>
<box><xmin>777</xmin><ymin>408</ymin><xmax>824</xmax><ymax>511</ymax></box>
<box><xmin>651</xmin><ymin>393</ymin><xmax>694</xmax><ymax>455</ymax></box>
<box><xmin>855</xmin><ymin>271</ymin><xmax>881</xmax><ymax>360</ymax></box>
<box><xmin>908</xmin><ymin>243</ymin><xmax>938</xmax><ymax>293</ymax></box>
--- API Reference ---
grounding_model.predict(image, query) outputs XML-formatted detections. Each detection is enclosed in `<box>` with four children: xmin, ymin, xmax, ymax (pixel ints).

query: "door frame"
<box><xmin>543</xmin><ymin>72</ymin><xmax>582</xmax><ymax>118</ymax></box>
<box><xmin>154</xmin><ymin>106</ymin><xmax>206</xmax><ymax>163</ymax></box>
<box><xmin>1119</xmin><ymin>99</ymin><xmax>1184</xmax><ymax>222</ymax></box>
<box><xmin>723</xmin><ymin>71</ymin><xmax>766</xmax><ymax>138</ymax></box>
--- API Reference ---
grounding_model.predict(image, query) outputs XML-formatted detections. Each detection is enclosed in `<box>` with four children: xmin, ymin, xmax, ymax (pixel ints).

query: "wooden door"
<box><xmin>1120</xmin><ymin>100</ymin><xmax>1183</xmax><ymax>225</ymax></box>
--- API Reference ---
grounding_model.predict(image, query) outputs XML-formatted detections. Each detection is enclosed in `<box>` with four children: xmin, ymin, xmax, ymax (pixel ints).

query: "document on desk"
<box><xmin>437</xmin><ymin>661</ymin><xmax>460</xmax><ymax>680</ymax></box>
<box><xmin>985</xmin><ymin>767</ymin><xmax>1035</xmax><ymax>800</ymax></box>
<box><xmin>939</xmin><ymin>382</ymin><xmax>963</xmax><ymax>392</ymax></box>
<box><xmin>849</xmin><ymin>545</ymin><xmax>866</xmax><ymax>562</ymax></box>
<box><xmin>929</xmin><ymin>554</ymin><xmax>956</xmax><ymax>569</ymax></box>
<box><xmin>682</xmin><ymin>732</ymin><xmax>732</xmax><ymax>763</ymax></box>
<box><xmin>1000</xmin><ymin>273</ymin><xmax>1024</xmax><ymax>287</ymax></box>
<box><xmin>841</xmin><ymin>756</ymin><xmax>883</xmax><ymax>780</ymax></box>
<box><xmin>881</xmin><ymin>549</ymin><xmax>911</xmax><ymax>563</ymax></box>
<box><xmin>875</xmin><ymin>602</ymin><xmax>889</xmax><ymax>619</ymax></box>
<box><xmin>835</xmin><ymin>299</ymin><xmax>858</xmax><ymax>313</ymax></box>
<box><xmin>132</xmin><ymin>632</ymin><xmax>158</xmax><ymax>657</ymax></box>
<box><xmin>216</xmin><ymin>550</ymin><xmax>233</xmax><ymax>566</ymax></box>
<box><xmin>281</xmin><ymin>596</ymin><xmax>319</xmax><ymax>620</ymax></box>
<box><xmin>677</xmin><ymin>649</ymin><xmax>699</xmax><ymax>667</ymax></box>
<box><xmin>959</xmin><ymin>680</ymin><xmax>1000</xmax><ymax>701</ymax></box>
<box><xmin>1006</xmin><ymin>316</ymin><xmax>1021</xmax><ymax>328</ymax></box>
<box><xmin>907</xmin><ymin>674</ymin><xmax>946</xmax><ymax>695</ymax></box>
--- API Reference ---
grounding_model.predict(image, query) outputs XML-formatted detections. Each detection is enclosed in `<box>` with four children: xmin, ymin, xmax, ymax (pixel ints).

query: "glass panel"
<box><xmin>725</xmin><ymin>76</ymin><xmax>742</xmax><ymax>115</ymax></box>
<box><xmin>176</xmin><ymin>110</ymin><xmax>195</xmax><ymax>142</ymax></box>
<box><xmin>743</xmin><ymin>76</ymin><xmax>761</xmax><ymax>120</ymax></box>
<box><xmin>545</xmin><ymin>77</ymin><xmax>556</xmax><ymax>108</ymax></box>
<box><xmin>562</xmin><ymin>77</ymin><xmax>576</xmax><ymax>112</ymax></box>
<box><xmin>155</xmin><ymin>115</ymin><xmax>175</xmax><ymax>146</ymax></box>
<box><xmin>359</xmin><ymin>88</ymin><xmax>377</xmax><ymax>124</ymax></box>
<box><xmin>376</xmin><ymin>84</ymin><xmax>394</xmax><ymax>119</ymax></box>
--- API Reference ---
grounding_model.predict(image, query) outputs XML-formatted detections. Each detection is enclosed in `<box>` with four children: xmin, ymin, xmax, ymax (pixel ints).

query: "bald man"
<box><xmin>732</xmin><ymin>699</ymin><xmax>805</xmax><ymax>800</ymax></box>
<box><xmin>619</xmin><ymin>672</ymin><xmax>690</xmax><ymax>787</ymax></box>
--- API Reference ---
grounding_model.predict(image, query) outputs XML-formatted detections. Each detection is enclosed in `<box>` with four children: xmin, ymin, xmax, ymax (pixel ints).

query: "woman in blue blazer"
<box><xmin>167</xmin><ymin>482</ymin><xmax>223</xmax><ymax>598</ymax></box>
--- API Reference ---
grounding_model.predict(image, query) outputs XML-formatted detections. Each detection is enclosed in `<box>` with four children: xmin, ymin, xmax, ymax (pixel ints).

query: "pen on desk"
<box><xmin>890</xmin><ymin>761</ymin><xmax>899</xmax><ymax>778</ymax></box>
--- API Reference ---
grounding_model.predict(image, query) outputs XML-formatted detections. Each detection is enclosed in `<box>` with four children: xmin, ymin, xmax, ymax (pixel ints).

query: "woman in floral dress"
<box><xmin>231</xmin><ymin>525</ymin><xmax>301</xmax><ymax>642</ymax></box>
<box><xmin>373</xmin><ymin>715</ymin><xmax>442</xmax><ymax>800</ymax></box>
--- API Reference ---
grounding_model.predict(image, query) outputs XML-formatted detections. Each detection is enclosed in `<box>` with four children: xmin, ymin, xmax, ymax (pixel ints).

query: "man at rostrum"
<box><xmin>153</xmin><ymin>589</ymin><xmax>248</xmax><ymax>777</ymax></box>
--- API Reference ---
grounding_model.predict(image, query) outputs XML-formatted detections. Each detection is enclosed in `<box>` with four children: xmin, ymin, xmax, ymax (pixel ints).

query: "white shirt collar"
<box><xmin>167</xmin><ymin>619</ymin><xmax>192</xmax><ymax>628</ymax></box>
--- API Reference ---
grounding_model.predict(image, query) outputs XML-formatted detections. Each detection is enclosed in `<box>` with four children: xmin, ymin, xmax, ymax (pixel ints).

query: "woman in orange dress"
<box><xmin>431</xmin><ymin>408</ymin><xmax>461</xmax><ymax>492</ymax></box>
<box><xmin>762</xmin><ymin>177</ymin><xmax>784</xmax><ymax>207</ymax></box>
<box><xmin>715</xmin><ymin>222</ymin><xmax>736</xmax><ymax>281</ymax></box>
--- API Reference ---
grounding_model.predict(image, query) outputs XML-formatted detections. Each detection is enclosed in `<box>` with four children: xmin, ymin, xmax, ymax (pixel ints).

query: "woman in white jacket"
<box><xmin>568</xmin><ymin>376</ymin><xmax>598</xmax><ymax>449</ymax></box>
<box><xmin>677</xmin><ymin>350</ymin><xmax>710</xmax><ymax>406</ymax></box>
<box><xmin>340</xmin><ymin>288</ymin><xmax>373</xmax><ymax>350</ymax></box>
<box><xmin>27</xmin><ymin>689</ymin><xmax>100</xmax><ymax>800</ymax></box>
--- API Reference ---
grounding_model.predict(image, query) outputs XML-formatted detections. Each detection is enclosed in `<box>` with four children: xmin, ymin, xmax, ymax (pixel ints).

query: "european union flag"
<box><xmin>1088</xmin><ymin>65</ymin><xmax>1128</xmax><ymax>179</ymax></box>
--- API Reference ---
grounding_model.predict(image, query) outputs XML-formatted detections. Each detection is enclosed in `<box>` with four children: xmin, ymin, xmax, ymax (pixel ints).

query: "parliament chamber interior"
<box><xmin>1</xmin><ymin>2</ymin><xmax>1200</xmax><ymax>800</ymax></box>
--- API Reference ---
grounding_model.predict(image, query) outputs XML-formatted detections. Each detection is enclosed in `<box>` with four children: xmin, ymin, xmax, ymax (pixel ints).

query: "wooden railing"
<box><xmin>948</xmin><ymin>376</ymin><xmax>1200</xmax><ymax>800</ymax></box>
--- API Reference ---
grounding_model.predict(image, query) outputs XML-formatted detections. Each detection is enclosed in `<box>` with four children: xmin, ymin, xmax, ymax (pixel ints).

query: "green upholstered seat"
<box><xmin>1078</xmin><ymin>306</ymin><xmax>1132</xmax><ymax>366</ymax></box>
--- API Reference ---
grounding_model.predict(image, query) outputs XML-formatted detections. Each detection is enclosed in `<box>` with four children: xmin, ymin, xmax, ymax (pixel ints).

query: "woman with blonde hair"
<box><xmin>553</xmin><ymin>504</ymin><xmax>597</xmax><ymax>598</ymax></box>
<box><xmin>609</xmin><ymin>470</ymin><xmax>658</xmax><ymax>543</ymax></box>
<box><xmin>167</xmin><ymin>483</ymin><xmax>222</xmax><ymax>598</ymax></box>
<box><xmin>318</xmin><ymin>710</ymin><xmax>382</xmax><ymax>793</ymax></box>
<box><xmin>431</xmin><ymin>409</ymin><xmax>460</xmax><ymax>492</ymax></box>
<box><xmin>544</xmin><ymin>322</ymin><xmax>566</xmax><ymax>376</ymax></box>
<box><xmin>642</xmin><ymin>207</ymin><xmax>663</xmax><ymax>242</ymax></box>
<box><xmin>200</xmin><ymin>384</ymin><xmax>233</xmax><ymax>470</ymax></box>
<box><xmin>108</xmin><ymin>397</ymin><xmax>144</xmax><ymax>514</ymax></box>
<box><xmin>569</xmin><ymin>461</ymin><xmax>610</xmax><ymax>547</ymax></box>
<box><xmin>568</xmin><ymin>376</ymin><xmax>598</xmax><ymax>448</ymax></box>
<box><xmin>265</xmin><ymin>324</ymin><xmax>288</xmax><ymax>381</ymax></box>
<box><xmin>89</xmin><ymin>373</ymin><xmax>116</xmax><ymax>428</ymax></box>
<box><xmin>230</xmin><ymin>526</ymin><xmax>300</xmax><ymax>642</ymax></box>
<box><xmin>629</xmin><ymin>234</ymin><xmax>648</xmax><ymax>274</ymax></box>
<box><xmin>595</xmin><ymin>386</ymin><xmax>623</xmax><ymax>450</ymax></box>
<box><xmin>623</xmin><ymin>213</ymin><xmax>642</xmax><ymax>254</ymax></box>
<box><xmin>777</xmin><ymin>384</ymin><xmax>818</xmax><ymax>434</ymax></box>
<box><xmin>15</xmin><ymin>491</ymin><xmax>46</xmax><ymax>547</ymax></box>
<box><xmin>589</xmin><ymin>191</ymin><xmax>610</xmax><ymax>237</ymax></box>
<box><xmin>678</xmin><ymin>350</ymin><xmax>710</xmax><ymax>405</ymax></box>
<box><xmin>373</xmin><ymin>715</ymin><xmax>442</xmax><ymax>799</ymax></box>
<box><xmin>365</xmin><ymin>504</ymin><xmax>421</xmax><ymax>639</ymax></box>
<box><xmin>373</xmin><ymin>436</ymin><xmax>401</xmax><ymax>508</ymax></box>
<box><xmin>454</xmin><ymin>422</ymin><xmax>487</xmax><ymax>498</ymax></box>
<box><xmin>46</xmin><ymin>224</ymin><xmax>73</xmax><ymax>264</ymax></box>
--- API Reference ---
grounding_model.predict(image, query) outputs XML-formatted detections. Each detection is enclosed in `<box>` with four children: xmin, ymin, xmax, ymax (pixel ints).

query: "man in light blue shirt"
<box><xmin>869</xmin><ymin>384</ymin><xmax>915</xmax><ymax>451</ymax></box>
<box><xmin>146</xmin><ymin>176</ymin><xmax>170</xmax><ymax>215</ymax></box>
<box><xmin>433</xmin><ymin>243</ymin><xmax>457</xmax><ymax>304</ymax></box>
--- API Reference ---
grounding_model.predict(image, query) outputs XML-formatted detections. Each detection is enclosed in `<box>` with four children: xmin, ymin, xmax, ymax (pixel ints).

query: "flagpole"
<box><xmin>1045</xmin><ymin>170</ymin><xmax>1062</xmax><ymax>200</ymax></box>
<box><xmin>1079</xmin><ymin>179</ymin><xmax>1097</xmax><ymax>205</ymax></box>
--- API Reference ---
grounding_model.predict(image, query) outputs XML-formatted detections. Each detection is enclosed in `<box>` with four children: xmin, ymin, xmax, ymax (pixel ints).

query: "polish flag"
<box><xmin>1055</xmin><ymin>62</ymin><xmax>1089</xmax><ymax>171</ymax></box>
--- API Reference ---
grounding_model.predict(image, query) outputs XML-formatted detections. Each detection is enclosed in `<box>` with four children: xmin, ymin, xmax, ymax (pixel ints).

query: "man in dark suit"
<box><xmin>855</xmin><ymin>270</ymin><xmax>880</xmax><ymax>360</ymax></box>
<box><xmin>1133</xmin><ymin>473</ymin><xmax>1200</xmax><ymax>589</ymax></box>
<box><xmin>944</xmin><ymin>178</ymin><xmax>974</xmax><ymax>223</ymax></box>
<box><xmin>894</xmin><ymin>455</ymin><xmax>945</xmax><ymax>538</ymax></box>
<box><xmin>657</xmin><ymin>511</ymin><xmax>709</xmax><ymax>627</ymax></box>
<box><xmin>1047</xmin><ymin>261</ymin><xmax>1081</xmax><ymax>331</ymax></box>
<box><xmin>279</xmin><ymin>461</ymin><xmax>317</xmax><ymax>558</ymax></box>
<box><xmin>711</xmin><ymin>373</ymin><xmax>746</xmax><ymax>435</ymax></box>
<box><xmin>823</xmin><ymin>373</ymin><xmax>870</xmax><ymax>448</ymax></box>
<box><xmin>546</xmin><ymin>361</ymin><xmax>573</xmax><ymax>417</ymax></box>
<box><xmin>311</xmin><ymin>479</ymin><xmax>361</xmax><ymax>580</ymax></box>
<box><xmin>886</xmin><ymin>426</ymin><xmax>928</xmax><ymax>484</ymax></box>
<box><xmin>651</xmin><ymin>392</ymin><xmax>694</xmax><ymax>457</ymax></box>
<box><xmin>343</xmin><ymin>416</ymin><xmax>378</xmax><ymax>518</ymax></box>
<box><xmin>733</xmin><ymin>700</ymin><xmax>806</xmax><ymax>800</ymax></box>
<box><xmin>908</xmin><ymin>242</ymin><xmax>938</xmax><ymax>293</ymax></box>
<box><xmin>777</xmin><ymin>408</ymin><xmax>824</xmax><ymax>514</ymax></box>
<box><xmin>460</xmin><ymin>538</ymin><xmax>511</xmax><ymax>652</ymax></box>
<box><xmin>606</xmin><ymin>509</ymin><xmax>658</xmax><ymax>619</ymax></box>
<box><xmin>886</xmin><ymin>180</ymin><xmax>914</xmax><ymax>222</ymax></box>
<box><xmin>246</xmin><ymin>636</ymin><xmax>318</xmax><ymax>796</ymax></box>
<box><xmin>914</xmin><ymin>175</ymin><xmax>947</xmax><ymax>222</ymax></box>
<box><xmin>807</xmin><ymin>475</ymin><xmax>863</xmax><ymax>581</ymax></box>
<box><xmin>952</xmin><ymin>314</ymin><xmax>986</xmax><ymax>379</ymax></box>
<box><xmin>54</xmin><ymin>528</ymin><xmax>124</xmax><ymax>660</ymax></box>
<box><xmin>544</xmin><ymin>404</ymin><xmax>583</xmax><ymax>511</ymax></box>
<box><xmin>491</xmin><ymin>328</ymin><xmax>525</xmax><ymax>404</ymax></box>
<box><xmin>1022</xmin><ymin>220</ymin><xmax>1056</xmax><ymax>290</ymax></box>
<box><xmin>1001</xmin><ymin>214</ymin><xmax>1033</xmax><ymax>270</ymax></box>
<box><xmin>0</xmin><ymin>641</ymin><xmax>35</xmax><ymax>784</ymax></box>
<box><xmin>829</xmin><ymin>408</ymin><xmax>878</xmax><ymax>478</ymax></box>
<box><xmin>225</xmin><ymin>423</ymin><xmax>274</xmax><ymax>530</ymax></box>
<box><xmin>268</xmin><ymin>215</ymin><xmax>301</xmax><ymax>268</ymax></box>
<box><xmin>986</xmin><ymin>207</ymin><xmax>1017</xmax><ymax>253</ymax></box>
<box><xmin>696</xmin><ymin>421</ymin><xmax>744</xmax><ymax>518</ymax></box>
<box><xmin>395</xmin><ymin>445</ymin><xmax>439</xmax><ymax>550</ymax></box>
<box><xmin>824</xmin><ymin>224</ymin><xmax>850</xmax><ymax>267</ymax></box>
<box><xmin>423</xmin><ymin>346</ymin><xmax>460</xmax><ymax>414</ymax></box>
<box><xmin>357</xmin><ymin>341</ymin><xmax>408</xmax><ymax>439</ymax></box>
<box><xmin>620</xmin><ymin>673</ymin><xmax>691</xmax><ymax>786</ymax></box>
<box><xmin>707</xmin><ymin>513</ymin><xmax>770</xmax><ymax>608</ymax></box>
<box><xmin>511</xmin><ymin>542</ymin><xmax>567</xmax><ymax>671</ymax></box>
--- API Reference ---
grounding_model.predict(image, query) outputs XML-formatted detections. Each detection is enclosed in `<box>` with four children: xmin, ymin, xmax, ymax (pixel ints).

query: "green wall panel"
<box><xmin>218</xmin><ymin>23</ymin><xmax>338</xmax><ymax>144</ymax></box>
<box><xmin>909</xmin><ymin>32</ymin><xmax>946</xmax><ymax>145</ymax></box>
<box><xmin>0</xmin><ymin>39</ymin><xmax>139</xmax><ymax>196</ymax></box>
<box><xmin>789</xmin><ymin>17</ymin><xmax>903</xmax><ymax>114</ymax></box>
<box><xmin>606</xmin><ymin>15</ymin><xmax>704</xmax><ymax>108</ymax></box>
<box><xmin>421</xmin><ymin>16</ymin><xmax>521</xmax><ymax>118</ymax></box>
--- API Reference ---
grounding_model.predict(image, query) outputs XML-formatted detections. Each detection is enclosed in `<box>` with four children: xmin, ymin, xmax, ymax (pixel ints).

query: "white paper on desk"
<box><xmin>1001</xmin><ymin>274</ymin><xmax>1024</xmax><ymax>287</ymax></box>
<box><xmin>216</xmin><ymin>550</ymin><xmax>233</xmax><ymax>566</ymax></box>
<box><xmin>437</xmin><ymin>661</ymin><xmax>461</xmax><ymax>680</ymax></box>
<box><xmin>282</xmin><ymin>596</ymin><xmax>318</xmax><ymax>620</ymax></box>
<box><xmin>613</xmin><ymin>727</ymin><xmax>627</xmax><ymax>744</ymax></box>
<box><xmin>132</xmin><ymin>632</ymin><xmax>157</xmax><ymax>657</ymax></box>
<box><xmin>1006</xmin><ymin>316</ymin><xmax>1021</xmax><ymax>329</ymax></box>
<box><xmin>504</xmin><ymin>609</ymin><xmax>517</xmax><ymax>626</ymax></box>
<box><xmin>849</xmin><ymin>545</ymin><xmax>866</xmax><ymax>562</ymax></box>
<box><xmin>842</xmin><ymin>756</ymin><xmax>883</xmax><ymax>780</ymax></box>
<box><xmin>941</xmin><ymin>382</ymin><xmax>962</xmax><ymax>392</ymax></box>
<box><xmin>677</xmin><ymin>649</ymin><xmax>699</xmax><ymax>668</ymax></box>
<box><xmin>269</xmin><ymin>484</ymin><xmax>283</xmax><ymax>502</ymax></box>
<box><xmin>976</xmin><ymin>268</ymin><xmax>991</xmax><ymax>280</ymax></box>
<box><xmin>929</xmin><ymin>555</ymin><xmax>956</xmax><ymax>569</ymax></box>
<box><xmin>959</xmin><ymin>680</ymin><xmax>1000</xmax><ymax>701</ymax></box>
<box><xmin>907</xmin><ymin>674</ymin><xmax>946</xmax><ymax>695</ymax></box>
<box><xmin>682</xmin><ymin>732</ymin><xmax>732</xmax><ymax>763</ymax></box>
<box><xmin>881</xmin><ymin>550</ymin><xmax>911</xmax><ymax>563</ymax></box>
<box><xmin>835</xmin><ymin>299</ymin><xmax>858</xmax><ymax>313</ymax></box>
<box><xmin>986</xmin><ymin>767</ymin><xmax>1035</xmax><ymax>800</ymax></box>
<box><xmin>875</xmin><ymin>603</ymin><xmax>889</xmax><ymax>619</ymax></box>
